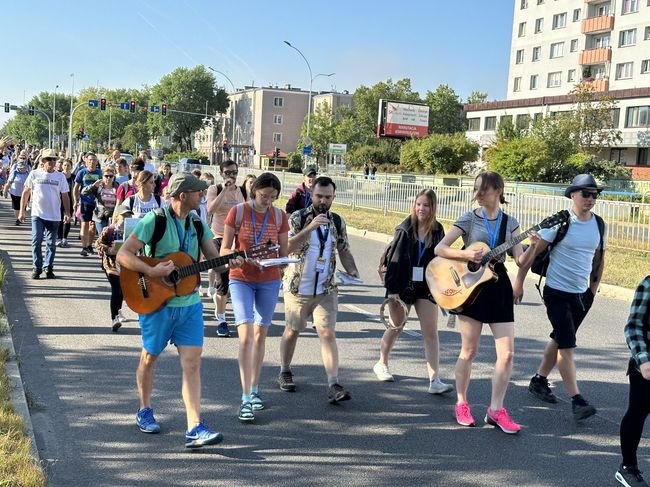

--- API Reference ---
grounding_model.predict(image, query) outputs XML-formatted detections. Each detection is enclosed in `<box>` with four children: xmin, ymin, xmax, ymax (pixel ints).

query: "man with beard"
<box><xmin>278</xmin><ymin>176</ymin><xmax>360</xmax><ymax>403</ymax></box>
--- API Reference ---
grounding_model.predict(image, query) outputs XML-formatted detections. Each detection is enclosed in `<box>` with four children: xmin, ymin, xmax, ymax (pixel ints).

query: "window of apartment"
<box><xmin>550</xmin><ymin>42</ymin><xmax>565</xmax><ymax>58</ymax></box>
<box><xmin>641</xmin><ymin>59</ymin><xmax>650</xmax><ymax>74</ymax></box>
<box><xmin>533</xmin><ymin>112</ymin><xmax>543</xmax><ymax>123</ymax></box>
<box><xmin>619</xmin><ymin>29</ymin><xmax>637</xmax><ymax>47</ymax></box>
<box><xmin>516</xmin><ymin>114</ymin><xmax>531</xmax><ymax>129</ymax></box>
<box><xmin>597</xmin><ymin>4</ymin><xmax>611</xmax><ymax>16</ymax></box>
<box><xmin>273</xmin><ymin>132</ymin><xmax>283</xmax><ymax>143</ymax></box>
<box><xmin>516</xmin><ymin>49</ymin><xmax>525</xmax><ymax>64</ymax></box>
<box><xmin>638</xmin><ymin>147</ymin><xmax>648</xmax><ymax>166</ymax></box>
<box><xmin>568</xmin><ymin>69</ymin><xmax>576</xmax><ymax>82</ymax></box>
<box><xmin>467</xmin><ymin>118</ymin><xmax>480</xmax><ymax>131</ymax></box>
<box><xmin>514</xmin><ymin>77</ymin><xmax>522</xmax><ymax>92</ymax></box>
<box><xmin>535</xmin><ymin>18</ymin><xmax>543</xmax><ymax>33</ymax></box>
<box><xmin>273</xmin><ymin>97</ymin><xmax>284</xmax><ymax>107</ymax></box>
<box><xmin>625</xmin><ymin>106</ymin><xmax>650</xmax><ymax>128</ymax></box>
<box><xmin>530</xmin><ymin>74</ymin><xmax>539</xmax><ymax>89</ymax></box>
<box><xmin>532</xmin><ymin>46</ymin><xmax>541</xmax><ymax>61</ymax></box>
<box><xmin>622</xmin><ymin>0</ymin><xmax>639</xmax><ymax>14</ymax></box>
<box><xmin>616</xmin><ymin>62</ymin><xmax>634</xmax><ymax>79</ymax></box>
<box><xmin>592</xmin><ymin>65</ymin><xmax>607</xmax><ymax>79</ymax></box>
<box><xmin>548</xmin><ymin>71</ymin><xmax>562</xmax><ymax>87</ymax></box>
<box><xmin>573</xmin><ymin>8</ymin><xmax>581</xmax><ymax>21</ymax></box>
<box><xmin>552</xmin><ymin>13</ymin><xmax>567</xmax><ymax>29</ymax></box>
<box><xmin>484</xmin><ymin>116</ymin><xmax>497</xmax><ymax>131</ymax></box>
<box><xmin>537</xmin><ymin>0</ymin><xmax>544</xmax><ymax>4</ymax></box>
<box><xmin>500</xmin><ymin>115</ymin><xmax>513</xmax><ymax>126</ymax></box>
<box><xmin>611</xmin><ymin>108</ymin><xmax>621</xmax><ymax>128</ymax></box>
<box><xmin>521</xmin><ymin>0</ymin><xmax>528</xmax><ymax>8</ymax></box>
<box><xmin>645</xmin><ymin>26</ymin><xmax>650</xmax><ymax>40</ymax></box>
<box><xmin>570</xmin><ymin>39</ymin><xmax>579</xmax><ymax>52</ymax></box>
<box><xmin>518</xmin><ymin>22</ymin><xmax>527</xmax><ymax>37</ymax></box>
<box><xmin>593</xmin><ymin>33</ymin><xmax>611</xmax><ymax>48</ymax></box>
<box><xmin>273</xmin><ymin>114</ymin><xmax>283</xmax><ymax>125</ymax></box>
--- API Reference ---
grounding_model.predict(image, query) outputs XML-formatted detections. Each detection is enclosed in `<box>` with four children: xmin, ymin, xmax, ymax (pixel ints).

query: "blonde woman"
<box><xmin>124</xmin><ymin>170</ymin><xmax>163</xmax><ymax>218</ymax></box>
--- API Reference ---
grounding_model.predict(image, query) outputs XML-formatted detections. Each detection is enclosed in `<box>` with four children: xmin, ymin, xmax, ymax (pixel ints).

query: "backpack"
<box><xmin>148</xmin><ymin>208</ymin><xmax>205</xmax><ymax>260</ymax></box>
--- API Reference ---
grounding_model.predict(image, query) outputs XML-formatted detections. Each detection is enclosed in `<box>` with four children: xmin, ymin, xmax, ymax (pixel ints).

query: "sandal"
<box><xmin>250</xmin><ymin>393</ymin><xmax>265</xmax><ymax>411</ymax></box>
<box><xmin>238</xmin><ymin>402</ymin><xmax>254</xmax><ymax>422</ymax></box>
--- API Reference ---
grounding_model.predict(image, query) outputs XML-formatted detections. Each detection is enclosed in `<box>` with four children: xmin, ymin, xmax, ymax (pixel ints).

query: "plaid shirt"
<box><xmin>625</xmin><ymin>275</ymin><xmax>650</xmax><ymax>370</ymax></box>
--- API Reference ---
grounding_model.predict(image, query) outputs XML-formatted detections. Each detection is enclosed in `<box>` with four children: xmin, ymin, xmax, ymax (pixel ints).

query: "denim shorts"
<box><xmin>229</xmin><ymin>278</ymin><xmax>281</xmax><ymax>327</ymax></box>
<box><xmin>138</xmin><ymin>302</ymin><xmax>204</xmax><ymax>355</ymax></box>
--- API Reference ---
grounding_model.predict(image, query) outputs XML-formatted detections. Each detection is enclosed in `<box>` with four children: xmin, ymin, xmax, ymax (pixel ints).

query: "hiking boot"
<box><xmin>238</xmin><ymin>402</ymin><xmax>254</xmax><ymax>422</ymax></box>
<box><xmin>31</xmin><ymin>268</ymin><xmax>42</xmax><ymax>280</ymax></box>
<box><xmin>250</xmin><ymin>392</ymin><xmax>265</xmax><ymax>411</ymax></box>
<box><xmin>616</xmin><ymin>465</ymin><xmax>649</xmax><ymax>487</ymax></box>
<box><xmin>278</xmin><ymin>371</ymin><xmax>296</xmax><ymax>392</ymax></box>
<box><xmin>373</xmin><ymin>362</ymin><xmax>394</xmax><ymax>382</ymax></box>
<box><xmin>528</xmin><ymin>375</ymin><xmax>558</xmax><ymax>403</ymax></box>
<box><xmin>328</xmin><ymin>383</ymin><xmax>351</xmax><ymax>404</ymax></box>
<box><xmin>485</xmin><ymin>407</ymin><xmax>521</xmax><ymax>434</ymax></box>
<box><xmin>572</xmin><ymin>396</ymin><xmax>597</xmax><ymax>421</ymax></box>
<box><xmin>185</xmin><ymin>421</ymin><xmax>223</xmax><ymax>448</ymax></box>
<box><xmin>45</xmin><ymin>268</ymin><xmax>55</xmax><ymax>279</ymax></box>
<box><xmin>454</xmin><ymin>402</ymin><xmax>475</xmax><ymax>427</ymax></box>
<box><xmin>428</xmin><ymin>378</ymin><xmax>454</xmax><ymax>394</ymax></box>
<box><xmin>111</xmin><ymin>317</ymin><xmax>123</xmax><ymax>332</ymax></box>
<box><xmin>216</xmin><ymin>320</ymin><xmax>230</xmax><ymax>337</ymax></box>
<box><xmin>136</xmin><ymin>407</ymin><xmax>160</xmax><ymax>433</ymax></box>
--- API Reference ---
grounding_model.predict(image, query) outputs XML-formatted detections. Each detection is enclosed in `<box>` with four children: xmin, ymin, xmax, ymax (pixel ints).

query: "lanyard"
<box><xmin>251</xmin><ymin>207</ymin><xmax>270</xmax><ymax>246</ymax></box>
<box><xmin>481</xmin><ymin>208</ymin><xmax>502</xmax><ymax>249</ymax></box>
<box><xmin>417</xmin><ymin>236</ymin><xmax>428</xmax><ymax>266</ymax></box>
<box><xmin>173</xmin><ymin>216</ymin><xmax>192</xmax><ymax>252</ymax></box>
<box><xmin>316</xmin><ymin>224</ymin><xmax>329</xmax><ymax>257</ymax></box>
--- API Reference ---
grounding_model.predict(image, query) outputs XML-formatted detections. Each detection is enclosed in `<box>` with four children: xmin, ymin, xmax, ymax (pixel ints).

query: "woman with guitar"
<box><xmin>434</xmin><ymin>171</ymin><xmax>525</xmax><ymax>434</ymax></box>
<box><xmin>373</xmin><ymin>189</ymin><xmax>454</xmax><ymax>395</ymax></box>
<box><xmin>220</xmin><ymin>172</ymin><xmax>289</xmax><ymax>422</ymax></box>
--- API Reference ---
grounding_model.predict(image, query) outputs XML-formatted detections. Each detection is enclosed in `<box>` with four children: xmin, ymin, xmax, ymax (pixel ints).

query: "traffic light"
<box><xmin>28</xmin><ymin>105</ymin><xmax>35</xmax><ymax>116</ymax></box>
<box><xmin>100</xmin><ymin>98</ymin><xmax>106</xmax><ymax>111</ymax></box>
<box><xmin>274</xmin><ymin>147</ymin><xmax>280</xmax><ymax>158</ymax></box>
<box><xmin>129</xmin><ymin>100</ymin><xmax>136</xmax><ymax>113</ymax></box>
<box><xmin>3</xmin><ymin>103</ymin><xmax>9</xmax><ymax>113</ymax></box>
<box><xmin>161</xmin><ymin>104</ymin><xmax>167</xmax><ymax>116</ymax></box>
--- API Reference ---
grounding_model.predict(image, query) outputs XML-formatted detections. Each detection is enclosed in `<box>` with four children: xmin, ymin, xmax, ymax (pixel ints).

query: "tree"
<box><xmin>147</xmin><ymin>65</ymin><xmax>229</xmax><ymax>151</ymax></box>
<box><xmin>466</xmin><ymin>91</ymin><xmax>488</xmax><ymax>105</ymax></box>
<box><xmin>424</xmin><ymin>85</ymin><xmax>465</xmax><ymax>134</ymax></box>
<box><xmin>484</xmin><ymin>137</ymin><xmax>549</xmax><ymax>181</ymax></box>
<box><xmin>400</xmin><ymin>133</ymin><xmax>479</xmax><ymax>174</ymax></box>
<box><xmin>296</xmin><ymin>101</ymin><xmax>337</xmax><ymax>164</ymax></box>
<box><xmin>570</xmin><ymin>82</ymin><xmax>622</xmax><ymax>154</ymax></box>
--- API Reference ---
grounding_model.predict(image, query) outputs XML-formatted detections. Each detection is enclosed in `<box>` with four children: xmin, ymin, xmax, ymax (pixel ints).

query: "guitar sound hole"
<box><xmin>467</xmin><ymin>262</ymin><xmax>480</xmax><ymax>272</ymax></box>
<box><xmin>169</xmin><ymin>270</ymin><xmax>180</xmax><ymax>284</ymax></box>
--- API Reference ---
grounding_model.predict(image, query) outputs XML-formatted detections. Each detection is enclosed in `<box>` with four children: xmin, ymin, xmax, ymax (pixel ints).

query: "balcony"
<box><xmin>579</xmin><ymin>47</ymin><xmax>612</xmax><ymax>65</ymax></box>
<box><xmin>581</xmin><ymin>15</ymin><xmax>614</xmax><ymax>34</ymax></box>
<box><xmin>581</xmin><ymin>78</ymin><xmax>610</xmax><ymax>92</ymax></box>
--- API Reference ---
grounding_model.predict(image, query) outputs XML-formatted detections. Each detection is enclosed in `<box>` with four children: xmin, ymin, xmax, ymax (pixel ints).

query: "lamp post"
<box><xmin>283</xmin><ymin>40</ymin><xmax>313</xmax><ymax>145</ymax></box>
<box><xmin>68</xmin><ymin>73</ymin><xmax>75</xmax><ymax>158</ymax></box>
<box><xmin>53</xmin><ymin>84</ymin><xmax>58</xmax><ymax>150</ymax></box>
<box><xmin>207</xmin><ymin>66</ymin><xmax>237</xmax><ymax>159</ymax></box>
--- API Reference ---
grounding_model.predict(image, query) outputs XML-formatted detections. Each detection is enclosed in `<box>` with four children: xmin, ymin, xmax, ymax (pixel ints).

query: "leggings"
<box><xmin>106</xmin><ymin>272</ymin><xmax>124</xmax><ymax>320</ymax></box>
<box><xmin>620</xmin><ymin>360</ymin><xmax>650</xmax><ymax>467</ymax></box>
<box><xmin>58</xmin><ymin>204</ymin><xmax>71</xmax><ymax>240</ymax></box>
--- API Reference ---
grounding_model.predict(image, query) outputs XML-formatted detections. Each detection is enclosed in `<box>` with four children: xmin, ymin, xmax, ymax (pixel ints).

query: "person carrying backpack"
<box><xmin>516</xmin><ymin>173</ymin><xmax>606</xmax><ymax>422</ymax></box>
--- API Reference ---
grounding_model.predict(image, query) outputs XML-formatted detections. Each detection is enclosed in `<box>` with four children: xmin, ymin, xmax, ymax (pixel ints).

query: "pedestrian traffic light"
<box><xmin>28</xmin><ymin>105</ymin><xmax>35</xmax><ymax>116</ymax></box>
<box><xmin>100</xmin><ymin>98</ymin><xmax>106</xmax><ymax>111</ymax></box>
<box><xmin>161</xmin><ymin>104</ymin><xmax>167</xmax><ymax>116</ymax></box>
<box><xmin>3</xmin><ymin>103</ymin><xmax>9</xmax><ymax>113</ymax></box>
<box><xmin>129</xmin><ymin>100</ymin><xmax>136</xmax><ymax>113</ymax></box>
<box><xmin>274</xmin><ymin>147</ymin><xmax>280</xmax><ymax>158</ymax></box>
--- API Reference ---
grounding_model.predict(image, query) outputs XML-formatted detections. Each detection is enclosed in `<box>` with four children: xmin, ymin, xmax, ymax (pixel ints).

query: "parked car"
<box><xmin>120</xmin><ymin>153</ymin><xmax>133</xmax><ymax>164</ymax></box>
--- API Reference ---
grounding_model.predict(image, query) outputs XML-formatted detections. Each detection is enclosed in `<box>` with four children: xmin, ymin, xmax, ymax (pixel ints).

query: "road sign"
<box><xmin>119</xmin><ymin>102</ymin><xmax>130</xmax><ymax>110</ymax></box>
<box><xmin>150</xmin><ymin>105</ymin><xmax>160</xmax><ymax>113</ymax></box>
<box><xmin>328</xmin><ymin>143</ymin><xmax>347</xmax><ymax>155</ymax></box>
<box><xmin>88</xmin><ymin>100</ymin><xmax>99</xmax><ymax>108</ymax></box>
<box><xmin>302</xmin><ymin>145</ymin><xmax>312</xmax><ymax>155</ymax></box>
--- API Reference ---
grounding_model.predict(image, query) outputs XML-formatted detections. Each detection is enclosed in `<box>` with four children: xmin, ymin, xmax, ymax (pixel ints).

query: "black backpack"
<box><xmin>148</xmin><ymin>208</ymin><xmax>205</xmax><ymax>260</ymax></box>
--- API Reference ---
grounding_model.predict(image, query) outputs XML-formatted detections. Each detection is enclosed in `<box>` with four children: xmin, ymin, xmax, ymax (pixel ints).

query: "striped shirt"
<box><xmin>625</xmin><ymin>276</ymin><xmax>650</xmax><ymax>370</ymax></box>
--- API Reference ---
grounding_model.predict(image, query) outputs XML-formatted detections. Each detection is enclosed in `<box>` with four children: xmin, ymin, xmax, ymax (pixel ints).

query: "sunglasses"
<box><xmin>104</xmin><ymin>174</ymin><xmax>115</xmax><ymax>178</ymax></box>
<box><xmin>580</xmin><ymin>190</ymin><xmax>600</xmax><ymax>199</ymax></box>
<box><xmin>223</xmin><ymin>170</ymin><xmax>238</xmax><ymax>176</ymax></box>
<box><xmin>42</xmin><ymin>157</ymin><xmax>57</xmax><ymax>162</ymax></box>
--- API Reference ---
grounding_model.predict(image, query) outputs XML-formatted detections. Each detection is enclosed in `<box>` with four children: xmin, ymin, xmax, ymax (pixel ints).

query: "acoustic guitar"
<box><xmin>121</xmin><ymin>243</ymin><xmax>279</xmax><ymax>314</ymax></box>
<box><xmin>425</xmin><ymin>210</ymin><xmax>569</xmax><ymax>312</ymax></box>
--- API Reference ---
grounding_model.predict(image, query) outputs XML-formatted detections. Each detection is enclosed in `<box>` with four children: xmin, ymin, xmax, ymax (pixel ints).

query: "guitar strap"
<box><xmin>496</xmin><ymin>213</ymin><xmax>509</xmax><ymax>248</ymax></box>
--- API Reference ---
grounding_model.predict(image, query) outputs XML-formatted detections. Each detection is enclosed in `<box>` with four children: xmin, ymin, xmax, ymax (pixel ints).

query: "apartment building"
<box><xmin>465</xmin><ymin>0</ymin><xmax>650</xmax><ymax>179</ymax></box>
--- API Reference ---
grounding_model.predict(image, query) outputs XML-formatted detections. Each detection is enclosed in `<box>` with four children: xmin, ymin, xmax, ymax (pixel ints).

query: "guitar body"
<box><xmin>120</xmin><ymin>251</ymin><xmax>200</xmax><ymax>315</ymax></box>
<box><xmin>425</xmin><ymin>242</ymin><xmax>497</xmax><ymax>312</ymax></box>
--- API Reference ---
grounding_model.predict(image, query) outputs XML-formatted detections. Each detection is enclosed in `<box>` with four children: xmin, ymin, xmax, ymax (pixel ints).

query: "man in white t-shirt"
<box><xmin>19</xmin><ymin>149</ymin><xmax>71</xmax><ymax>279</ymax></box>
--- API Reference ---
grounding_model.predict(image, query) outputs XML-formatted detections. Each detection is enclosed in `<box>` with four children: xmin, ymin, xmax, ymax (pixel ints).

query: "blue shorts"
<box><xmin>138</xmin><ymin>302</ymin><xmax>204</xmax><ymax>355</ymax></box>
<box><xmin>229</xmin><ymin>279</ymin><xmax>281</xmax><ymax>327</ymax></box>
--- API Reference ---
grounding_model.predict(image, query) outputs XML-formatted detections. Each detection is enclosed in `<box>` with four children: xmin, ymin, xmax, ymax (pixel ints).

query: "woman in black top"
<box><xmin>373</xmin><ymin>189</ymin><xmax>453</xmax><ymax>394</ymax></box>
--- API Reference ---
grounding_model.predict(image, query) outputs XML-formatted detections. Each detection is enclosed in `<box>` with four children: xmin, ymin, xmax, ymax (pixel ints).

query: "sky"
<box><xmin>0</xmin><ymin>0</ymin><xmax>514</xmax><ymax>128</ymax></box>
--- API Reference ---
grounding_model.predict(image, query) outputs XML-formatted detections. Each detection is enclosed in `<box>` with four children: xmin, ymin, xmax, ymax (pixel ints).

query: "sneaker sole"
<box><xmin>185</xmin><ymin>432</ymin><xmax>224</xmax><ymax>448</ymax></box>
<box><xmin>574</xmin><ymin>406</ymin><xmax>597</xmax><ymax>421</ymax></box>
<box><xmin>138</xmin><ymin>426</ymin><xmax>160</xmax><ymax>434</ymax></box>
<box><xmin>485</xmin><ymin>415</ymin><xmax>520</xmax><ymax>434</ymax></box>
<box><xmin>278</xmin><ymin>381</ymin><xmax>296</xmax><ymax>392</ymax></box>
<box><xmin>238</xmin><ymin>415</ymin><xmax>255</xmax><ymax>422</ymax></box>
<box><xmin>428</xmin><ymin>385</ymin><xmax>454</xmax><ymax>394</ymax></box>
<box><xmin>528</xmin><ymin>385</ymin><xmax>558</xmax><ymax>404</ymax></box>
<box><xmin>251</xmin><ymin>403</ymin><xmax>265</xmax><ymax>411</ymax></box>
<box><xmin>614</xmin><ymin>471</ymin><xmax>639</xmax><ymax>487</ymax></box>
<box><xmin>328</xmin><ymin>393</ymin><xmax>351</xmax><ymax>404</ymax></box>
<box><xmin>112</xmin><ymin>322</ymin><xmax>122</xmax><ymax>332</ymax></box>
<box><xmin>454</xmin><ymin>413</ymin><xmax>475</xmax><ymax>427</ymax></box>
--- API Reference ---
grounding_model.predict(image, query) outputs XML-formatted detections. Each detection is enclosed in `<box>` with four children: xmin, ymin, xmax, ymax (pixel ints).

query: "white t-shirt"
<box><xmin>25</xmin><ymin>169</ymin><xmax>70</xmax><ymax>221</ymax></box>
<box><xmin>127</xmin><ymin>194</ymin><xmax>163</xmax><ymax>218</ymax></box>
<box><xmin>297</xmin><ymin>224</ymin><xmax>333</xmax><ymax>296</ymax></box>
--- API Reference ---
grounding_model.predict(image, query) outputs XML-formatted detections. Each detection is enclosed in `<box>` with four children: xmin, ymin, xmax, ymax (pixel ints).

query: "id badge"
<box><xmin>412</xmin><ymin>266</ymin><xmax>424</xmax><ymax>282</ymax></box>
<box><xmin>315</xmin><ymin>257</ymin><xmax>327</xmax><ymax>273</ymax></box>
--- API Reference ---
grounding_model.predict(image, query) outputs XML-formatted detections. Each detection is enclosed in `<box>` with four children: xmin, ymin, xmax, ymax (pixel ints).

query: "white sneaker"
<box><xmin>207</xmin><ymin>286</ymin><xmax>217</xmax><ymax>297</ymax></box>
<box><xmin>117</xmin><ymin>309</ymin><xmax>126</xmax><ymax>322</ymax></box>
<box><xmin>373</xmin><ymin>362</ymin><xmax>394</xmax><ymax>382</ymax></box>
<box><xmin>428</xmin><ymin>378</ymin><xmax>454</xmax><ymax>394</ymax></box>
<box><xmin>198</xmin><ymin>286</ymin><xmax>206</xmax><ymax>297</ymax></box>
<box><xmin>111</xmin><ymin>317</ymin><xmax>122</xmax><ymax>332</ymax></box>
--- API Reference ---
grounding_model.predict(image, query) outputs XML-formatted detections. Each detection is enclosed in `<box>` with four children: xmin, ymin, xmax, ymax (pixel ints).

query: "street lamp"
<box><xmin>283</xmin><ymin>40</ymin><xmax>314</xmax><ymax>144</ymax></box>
<box><xmin>207</xmin><ymin>66</ymin><xmax>236</xmax><ymax>156</ymax></box>
<box><xmin>53</xmin><ymin>84</ymin><xmax>59</xmax><ymax>149</ymax></box>
<box><xmin>67</xmin><ymin>73</ymin><xmax>74</xmax><ymax>158</ymax></box>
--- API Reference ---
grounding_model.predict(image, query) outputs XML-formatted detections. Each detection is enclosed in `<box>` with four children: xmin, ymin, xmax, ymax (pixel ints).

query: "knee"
<box><xmin>497</xmin><ymin>350</ymin><xmax>514</xmax><ymax>367</ymax></box>
<box><xmin>459</xmin><ymin>347</ymin><xmax>478</xmax><ymax>362</ymax></box>
<box><xmin>181</xmin><ymin>355</ymin><xmax>201</xmax><ymax>374</ymax></box>
<box><xmin>140</xmin><ymin>352</ymin><xmax>158</xmax><ymax>370</ymax></box>
<box><xmin>318</xmin><ymin>328</ymin><xmax>336</xmax><ymax>343</ymax></box>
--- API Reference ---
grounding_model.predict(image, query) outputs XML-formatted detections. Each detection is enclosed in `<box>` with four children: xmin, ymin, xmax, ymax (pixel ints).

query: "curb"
<box><xmin>346</xmin><ymin>226</ymin><xmax>634</xmax><ymax>303</ymax></box>
<box><xmin>0</xmin><ymin>291</ymin><xmax>39</xmax><ymax>459</ymax></box>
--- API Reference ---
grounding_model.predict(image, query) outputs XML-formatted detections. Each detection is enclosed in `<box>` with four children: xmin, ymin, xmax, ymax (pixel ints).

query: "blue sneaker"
<box><xmin>136</xmin><ymin>407</ymin><xmax>160</xmax><ymax>434</ymax></box>
<box><xmin>216</xmin><ymin>320</ymin><xmax>230</xmax><ymax>337</ymax></box>
<box><xmin>185</xmin><ymin>420</ymin><xmax>223</xmax><ymax>448</ymax></box>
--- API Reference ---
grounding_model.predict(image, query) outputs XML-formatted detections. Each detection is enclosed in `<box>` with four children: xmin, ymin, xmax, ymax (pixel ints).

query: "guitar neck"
<box><xmin>481</xmin><ymin>225</ymin><xmax>539</xmax><ymax>264</ymax></box>
<box><xmin>175</xmin><ymin>249</ymin><xmax>248</xmax><ymax>279</ymax></box>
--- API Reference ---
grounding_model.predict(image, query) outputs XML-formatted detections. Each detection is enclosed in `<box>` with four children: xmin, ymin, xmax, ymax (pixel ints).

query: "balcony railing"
<box><xmin>581</xmin><ymin>15</ymin><xmax>615</xmax><ymax>34</ymax></box>
<box><xmin>581</xmin><ymin>78</ymin><xmax>610</xmax><ymax>91</ymax></box>
<box><xmin>579</xmin><ymin>47</ymin><xmax>612</xmax><ymax>65</ymax></box>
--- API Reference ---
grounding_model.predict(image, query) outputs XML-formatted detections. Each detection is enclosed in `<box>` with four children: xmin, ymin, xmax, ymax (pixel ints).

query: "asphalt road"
<box><xmin>0</xmin><ymin>198</ymin><xmax>646</xmax><ymax>487</ymax></box>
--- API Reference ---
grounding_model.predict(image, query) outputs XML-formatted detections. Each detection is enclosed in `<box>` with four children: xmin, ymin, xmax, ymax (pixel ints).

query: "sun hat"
<box><xmin>564</xmin><ymin>174</ymin><xmax>604</xmax><ymax>198</ymax></box>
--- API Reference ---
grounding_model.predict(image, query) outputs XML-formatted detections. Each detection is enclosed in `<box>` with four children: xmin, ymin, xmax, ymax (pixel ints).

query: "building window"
<box><xmin>592</xmin><ymin>65</ymin><xmax>607</xmax><ymax>79</ymax></box>
<box><xmin>625</xmin><ymin>106</ymin><xmax>650</xmax><ymax>128</ymax></box>
<box><xmin>568</xmin><ymin>69</ymin><xmax>576</xmax><ymax>82</ymax></box>
<box><xmin>645</xmin><ymin>26</ymin><xmax>650</xmax><ymax>40</ymax></box>
<box><xmin>484</xmin><ymin>116</ymin><xmax>497</xmax><ymax>131</ymax></box>
<box><xmin>467</xmin><ymin>118</ymin><xmax>480</xmax><ymax>131</ymax></box>
<box><xmin>641</xmin><ymin>60</ymin><xmax>650</xmax><ymax>74</ymax></box>
<box><xmin>573</xmin><ymin>8</ymin><xmax>581</xmax><ymax>21</ymax></box>
<box><xmin>514</xmin><ymin>77</ymin><xmax>522</xmax><ymax>92</ymax></box>
<box><xmin>552</xmin><ymin>13</ymin><xmax>567</xmax><ymax>29</ymax></box>
<box><xmin>535</xmin><ymin>18</ymin><xmax>543</xmax><ymax>33</ymax></box>
<box><xmin>593</xmin><ymin>34</ymin><xmax>611</xmax><ymax>48</ymax></box>
<box><xmin>532</xmin><ymin>46</ymin><xmax>541</xmax><ymax>61</ymax></box>
<box><xmin>518</xmin><ymin>22</ymin><xmax>526</xmax><ymax>37</ymax></box>
<box><xmin>273</xmin><ymin>132</ymin><xmax>283</xmax><ymax>143</ymax></box>
<box><xmin>616</xmin><ymin>62</ymin><xmax>634</xmax><ymax>79</ymax></box>
<box><xmin>619</xmin><ymin>29</ymin><xmax>637</xmax><ymax>47</ymax></box>
<box><xmin>622</xmin><ymin>0</ymin><xmax>639</xmax><ymax>14</ymax></box>
<box><xmin>570</xmin><ymin>39</ymin><xmax>579</xmax><ymax>52</ymax></box>
<box><xmin>611</xmin><ymin>108</ymin><xmax>621</xmax><ymax>128</ymax></box>
<box><xmin>516</xmin><ymin>49</ymin><xmax>525</xmax><ymax>64</ymax></box>
<box><xmin>530</xmin><ymin>74</ymin><xmax>539</xmax><ymax>89</ymax></box>
<box><xmin>537</xmin><ymin>0</ymin><xmax>544</xmax><ymax>4</ymax></box>
<box><xmin>516</xmin><ymin>114</ymin><xmax>531</xmax><ymax>129</ymax></box>
<box><xmin>500</xmin><ymin>115</ymin><xmax>513</xmax><ymax>126</ymax></box>
<box><xmin>273</xmin><ymin>114</ymin><xmax>283</xmax><ymax>125</ymax></box>
<box><xmin>597</xmin><ymin>4</ymin><xmax>611</xmax><ymax>16</ymax></box>
<box><xmin>550</xmin><ymin>42</ymin><xmax>565</xmax><ymax>58</ymax></box>
<box><xmin>548</xmin><ymin>71</ymin><xmax>562</xmax><ymax>87</ymax></box>
<box><xmin>533</xmin><ymin>112</ymin><xmax>543</xmax><ymax>123</ymax></box>
<box><xmin>273</xmin><ymin>97</ymin><xmax>284</xmax><ymax>107</ymax></box>
<box><xmin>638</xmin><ymin>148</ymin><xmax>648</xmax><ymax>166</ymax></box>
<box><xmin>521</xmin><ymin>0</ymin><xmax>528</xmax><ymax>8</ymax></box>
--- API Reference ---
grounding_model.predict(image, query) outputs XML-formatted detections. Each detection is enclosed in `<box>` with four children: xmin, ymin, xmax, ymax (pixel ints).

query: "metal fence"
<box><xmin>215</xmin><ymin>168</ymin><xmax>650</xmax><ymax>253</ymax></box>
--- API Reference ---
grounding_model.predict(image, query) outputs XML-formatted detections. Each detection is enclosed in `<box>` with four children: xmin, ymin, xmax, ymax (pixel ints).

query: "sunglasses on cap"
<box><xmin>580</xmin><ymin>190</ymin><xmax>600</xmax><ymax>199</ymax></box>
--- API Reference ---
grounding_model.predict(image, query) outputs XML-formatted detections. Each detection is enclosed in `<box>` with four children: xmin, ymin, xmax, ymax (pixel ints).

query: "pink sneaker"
<box><xmin>454</xmin><ymin>402</ymin><xmax>475</xmax><ymax>427</ymax></box>
<box><xmin>485</xmin><ymin>407</ymin><xmax>521</xmax><ymax>434</ymax></box>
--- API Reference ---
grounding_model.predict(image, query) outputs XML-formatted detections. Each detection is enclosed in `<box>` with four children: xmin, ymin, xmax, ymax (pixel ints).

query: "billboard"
<box><xmin>377</xmin><ymin>99</ymin><xmax>429</xmax><ymax>139</ymax></box>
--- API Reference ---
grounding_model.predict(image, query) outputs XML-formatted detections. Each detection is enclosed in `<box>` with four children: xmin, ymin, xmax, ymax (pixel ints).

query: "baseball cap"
<box><xmin>303</xmin><ymin>165</ymin><xmax>318</xmax><ymax>176</ymax></box>
<box><xmin>167</xmin><ymin>172</ymin><xmax>209</xmax><ymax>197</ymax></box>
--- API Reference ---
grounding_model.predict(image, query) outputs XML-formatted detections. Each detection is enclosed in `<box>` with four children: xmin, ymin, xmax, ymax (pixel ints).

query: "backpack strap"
<box><xmin>590</xmin><ymin>214</ymin><xmax>606</xmax><ymax>282</ymax></box>
<box><xmin>149</xmin><ymin>208</ymin><xmax>167</xmax><ymax>258</ymax></box>
<box><xmin>190</xmin><ymin>214</ymin><xmax>205</xmax><ymax>261</ymax></box>
<box><xmin>154</xmin><ymin>193</ymin><xmax>161</xmax><ymax>207</ymax></box>
<box><xmin>234</xmin><ymin>202</ymin><xmax>246</xmax><ymax>235</ymax></box>
<box><xmin>534</xmin><ymin>218</ymin><xmax>571</xmax><ymax>299</ymax></box>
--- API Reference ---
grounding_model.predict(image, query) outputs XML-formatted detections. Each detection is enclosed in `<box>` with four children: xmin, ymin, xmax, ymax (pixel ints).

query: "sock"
<box><xmin>242</xmin><ymin>393</ymin><xmax>252</xmax><ymax>404</ymax></box>
<box><xmin>216</xmin><ymin>313</ymin><xmax>226</xmax><ymax>321</ymax></box>
<box><xmin>327</xmin><ymin>376</ymin><xmax>339</xmax><ymax>387</ymax></box>
<box><xmin>280</xmin><ymin>365</ymin><xmax>291</xmax><ymax>373</ymax></box>
<box><xmin>250</xmin><ymin>385</ymin><xmax>258</xmax><ymax>394</ymax></box>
